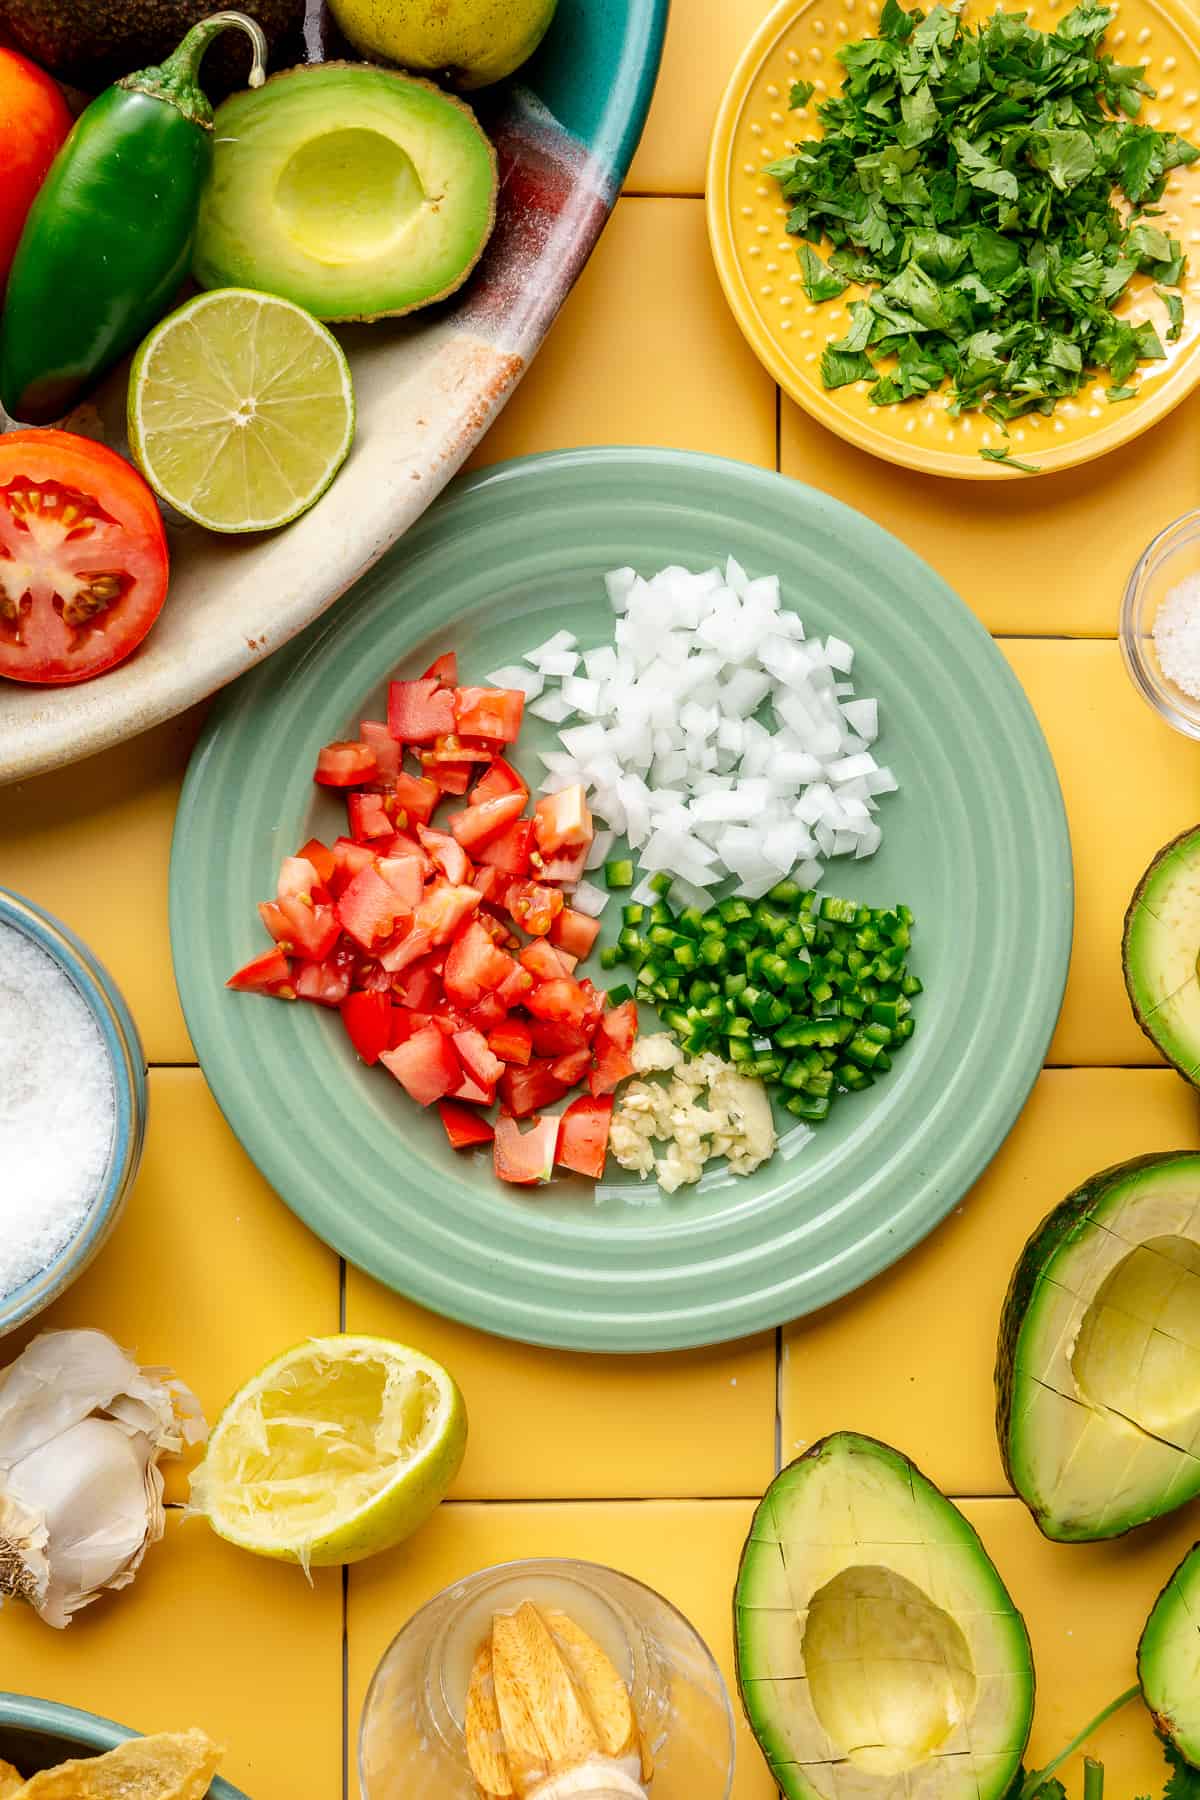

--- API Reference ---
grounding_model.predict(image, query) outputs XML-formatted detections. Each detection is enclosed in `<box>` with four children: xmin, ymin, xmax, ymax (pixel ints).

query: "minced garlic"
<box><xmin>610</xmin><ymin>1035</ymin><xmax>776</xmax><ymax>1193</ymax></box>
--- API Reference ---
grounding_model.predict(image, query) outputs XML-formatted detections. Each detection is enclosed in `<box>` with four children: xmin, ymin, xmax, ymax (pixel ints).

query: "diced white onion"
<box><xmin>487</xmin><ymin>664</ymin><xmax>545</xmax><ymax>699</ymax></box>
<box><xmin>570</xmin><ymin>879</ymin><xmax>610</xmax><ymax>917</ymax></box>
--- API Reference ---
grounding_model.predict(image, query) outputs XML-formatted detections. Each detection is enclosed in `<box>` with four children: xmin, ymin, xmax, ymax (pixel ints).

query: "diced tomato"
<box><xmin>347</xmin><ymin>791</ymin><xmax>393</xmax><ymax>842</ymax></box>
<box><xmin>258</xmin><ymin>900</ymin><xmax>290</xmax><ymax>945</ymax></box>
<box><xmin>422</xmin><ymin>651</ymin><xmax>458</xmax><ymax>686</ymax></box>
<box><xmin>340</xmin><ymin>990</ymin><xmax>392</xmax><ymax>1066</ymax></box>
<box><xmin>380</xmin><ymin>926</ymin><xmax>434</xmax><ymax>974</ymax></box>
<box><xmin>520</xmin><ymin>939</ymin><xmax>575</xmax><ymax>982</ymax></box>
<box><xmin>444</xmin><ymin>918</ymin><xmax>517</xmax><ymax>1007</ymax></box>
<box><xmin>477</xmin><ymin>818</ymin><xmax>535</xmax><ymax>876</ymax></box>
<box><xmin>388</xmin><ymin>678</ymin><xmax>455</xmax><ymax>743</ymax></box>
<box><xmin>380</xmin><ymin>1024</ymin><xmax>461</xmax><ymax>1106</ymax></box>
<box><xmin>453</xmin><ymin>1073</ymin><xmax>495</xmax><ymax>1105</ymax></box>
<box><xmin>508</xmin><ymin>880</ymin><xmax>564</xmax><ymax>936</ymax></box>
<box><xmin>417</xmin><ymin>826</ymin><xmax>471</xmax><ymax>886</ymax></box>
<box><xmin>556</xmin><ymin>1094</ymin><xmax>613</xmax><ymax>1180</ymax></box>
<box><xmin>489</xmin><ymin>1020</ymin><xmax>533</xmax><ymax>1065</ymax></box>
<box><xmin>378</xmin><ymin>828</ymin><xmax>432</xmax><ymax>872</ymax></box>
<box><xmin>330</xmin><ymin>837</ymin><xmax>376</xmax><ymax>895</ymax></box>
<box><xmin>471</xmin><ymin>758</ymin><xmax>527</xmax><ymax>806</ymax></box>
<box><xmin>296</xmin><ymin>837</ymin><xmax>336</xmax><ymax>885</ymax></box>
<box><xmin>448</xmin><ymin>790</ymin><xmax>527</xmax><ymax>852</ymax></box>
<box><xmin>358</xmin><ymin>957</ymin><xmax>393</xmax><ymax>994</ymax></box>
<box><xmin>499</xmin><ymin>1059</ymin><xmax>569</xmax><ymax>1119</ymax></box>
<box><xmin>600</xmin><ymin>998</ymin><xmax>638</xmax><ymax>1052</ymax></box>
<box><xmin>388</xmin><ymin>1006</ymin><xmax>432</xmax><ymax>1048</ymax></box>
<box><xmin>278</xmin><ymin>896</ymin><xmax>340</xmax><ymax>961</ymax></box>
<box><xmin>415</xmin><ymin>882</ymin><xmax>481</xmax><ymax>945</ymax></box>
<box><xmin>493</xmin><ymin>1114</ymin><xmax>558</xmax><ymax>1185</ymax></box>
<box><xmin>438</xmin><ymin>1099</ymin><xmax>494</xmax><ymax>1149</ymax></box>
<box><xmin>377</xmin><ymin>855</ymin><xmax>425</xmax><ymax>910</ymax></box>
<box><xmin>315</xmin><ymin>740</ymin><xmax>377</xmax><ymax>787</ymax></box>
<box><xmin>539</xmin><ymin>845</ymin><xmax>590</xmax><ymax>884</ymax></box>
<box><xmin>551</xmin><ymin>1047</ymin><xmax>592</xmax><ymax>1086</ymax></box>
<box><xmin>359</xmin><ymin>720</ymin><xmax>401</xmax><ymax>783</ymax></box>
<box><xmin>425</xmin><ymin>735</ymin><xmax>494</xmax><ymax>764</ymax></box>
<box><xmin>277</xmin><ymin>854</ymin><xmax>319</xmax><ymax>901</ymax></box>
<box><xmin>395</xmin><ymin>956</ymin><xmax>443</xmax><ymax>1012</ymax></box>
<box><xmin>455</xmin><ymin>686</ymin><xmax>525</xmax><ymax>743</ymax></box>
<box><xmin>472</xmin><ymin>865</ymin><xmax>502</xmax><ymax>902</ymax></box>
<box><xmin>529</xmin><ymin>1019</ymin><xmax>589</xmax><ymax>1057</ymax></box>
<box><xmin>452</xmin><ymin>1028</ymin><xmax>505</xmax><ymax>1090</ymax></box>
<box><xmin>424</xmin><ymin>759</ymin><xmax>473</xmax><ymax>795</ymax></box>
<box><xmin>468</xmin><ymin>994</ymin><xmax>509</xmax><ymax>1034</ymax></box>
<box><xmin>295</xmin><ymin>959</ymin><xmax>352</xmax><ymax>1006</ymax></box>
<box><xmin>534</xmin><ymin>785</ymin><xmax>592</xmax><ymax>853</ymax></box>
<box><xmin>393</xmin><ymin>770</ymin><xmax>439</xmax><ymax>826</ymax></box>
<box><xmin>550</xmin><ymin>908</ymin><xmax>602</xmax><ymax>961</ymax></box>
<box><xmin>526</xmin><ymin>977</ymin><xmax>589</xmax><ymax>1028</ymax></box>
<box><xmin>336</xmin><ymin>864</ymin><xmax>407</xmax><ymax>952</ymax></box>
<box><xmin>227</xmin><ymin>947</ymin><xmax>295</xmax><ymax>998</ymax></box>
<box><xmin>497</xmin><ymin>965</ymin><xmax>534</xmax><ymax>1008</ymax></box>
<box><xmin>588</xmin><ymin>996</ymin><xmax>638</xmax><ymax>1092</ymax></box>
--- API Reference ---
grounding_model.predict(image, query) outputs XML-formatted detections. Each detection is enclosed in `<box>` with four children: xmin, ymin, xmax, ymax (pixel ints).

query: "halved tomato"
<box><xmin>493</xmin><ymin>1114</ymin><xmax>558</xmax><ymax>1185</ymax></box>
<box><xmin>0</xmin><ymin>431</ymin><xmax>169</xmax><ymax>686</ymax></box>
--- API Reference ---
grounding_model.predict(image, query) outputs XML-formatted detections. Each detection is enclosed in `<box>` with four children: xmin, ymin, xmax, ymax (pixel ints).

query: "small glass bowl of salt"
<box><xmin>0</xmin><ymin>889</ymin><xmax>146</xmax><ymax>1335</ymax></box>
<box><xmin>1122</xmin><ymin>510</ymin><xmax>1200</xmax><ymax>739</ymax></box>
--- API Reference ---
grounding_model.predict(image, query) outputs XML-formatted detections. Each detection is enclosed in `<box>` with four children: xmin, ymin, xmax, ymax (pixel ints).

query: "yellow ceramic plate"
<box><xmin>707</xmin><ymin>0</ymin><xmax>1200</xmax><ymax>478</ymax></box>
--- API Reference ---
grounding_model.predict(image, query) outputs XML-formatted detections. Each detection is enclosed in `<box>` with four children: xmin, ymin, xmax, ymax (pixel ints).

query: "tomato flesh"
<box><xmin>316</xmin><ymin>741</ymin><xmax>378</xmax><ymax>787</ymax></box>
<box><xmin>0</xmin><ymin>50</ymin><xmax>71</xmax><ymax>287</ymax></box>
<box><xmin>0</xmin><ymin>434</ymin><xmax>169</xmax><ymax>686</ymax></box>
<box><xmin>341</xmin><ymin>990</ymin><xmax>392</xmax><ymax>1066</ymax></box>
<box><xmin>556</xmin><ymin>1095</ymin><xmax>614</xmax><ymax>1179</ymax></box>
<box><xmin>493</xmin><ymin>1114</ymin><xmax>558</xmax><ymax>1184</ymax></box>
<box><xmin>438</xmin><ymin>1099</ymin><xmax>494</xmax><ymax>1149</ymax></box>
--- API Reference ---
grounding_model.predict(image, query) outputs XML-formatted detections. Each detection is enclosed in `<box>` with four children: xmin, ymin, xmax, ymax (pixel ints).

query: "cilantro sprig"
<box><xmin>765</xmin><ymin>1</ymin><xmax>1198</xmax><ymax>464</ymax></box>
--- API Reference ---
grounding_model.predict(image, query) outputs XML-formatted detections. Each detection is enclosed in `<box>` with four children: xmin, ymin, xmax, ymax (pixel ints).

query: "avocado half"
<box><xmin>1139</xmin><ymin>1542</ymin><xmax>1200</xmax><ymax>1766</ymax></box>
<box><xmin>1125</xmin><ymin>826</ymin><xmax>1200</xmax><ymax>1085</ymax></box>
<box><xmin>192</xmin><ymin>63</ymin><xmax>498</xmax><ymax>323</ymax></box>
<box><xmin>734</xmin><ymin>1432</ymin><xmax>1034</xmax><ymax>1800</ymax></box>
<box><xmin>997</xmin><ymin>1152</ymin><xmax>1200</xmax><ymax>1543</ymax></box>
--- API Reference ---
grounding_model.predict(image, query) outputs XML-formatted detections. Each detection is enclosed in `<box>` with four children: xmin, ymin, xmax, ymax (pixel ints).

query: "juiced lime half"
<box><xmin>128</xmin><ymin>287</ymin><xmax>355</xmax><ymax>534</ymax></box>
<box><xmin>189</xmin><ymin>1334</ymin><xmax>466</xmax><ymax>1566</ymax></box>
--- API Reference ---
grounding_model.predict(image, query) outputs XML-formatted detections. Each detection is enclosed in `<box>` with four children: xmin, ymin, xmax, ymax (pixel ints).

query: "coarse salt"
<box><xmin>0</xmin><ymin>921</ymin><xmax>115</xmax><ymax>1297</ymax></box>
<box><xmin>1154</xmin><ymin>574</ymin><xmax>1200</xmax><ymax>700</ymax></box>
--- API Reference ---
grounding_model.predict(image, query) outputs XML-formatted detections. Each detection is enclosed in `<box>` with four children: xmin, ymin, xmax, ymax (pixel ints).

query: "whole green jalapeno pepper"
<box><xmin>0</xmin><ymin>10</ymin><xmax>267</xmax><ymax>425</ymax></box>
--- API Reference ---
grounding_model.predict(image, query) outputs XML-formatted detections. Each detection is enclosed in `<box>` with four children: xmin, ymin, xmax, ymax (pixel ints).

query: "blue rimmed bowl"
<box><xmin>0</xmin><ymin>1694</ymin><xmax>247</xmax><ymax>1797</ymax></box>
<box><xmin>0</xmin><ymin>890</ymin><xmax>146</xmax><ymax>1335</ymax></box>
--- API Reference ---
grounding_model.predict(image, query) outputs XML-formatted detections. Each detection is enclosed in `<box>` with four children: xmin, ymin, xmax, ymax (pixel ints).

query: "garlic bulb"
<box><xmin>0</xmin><ymin>1329</ymin><xmax>205</xmax><ymax>1628</ymax></box>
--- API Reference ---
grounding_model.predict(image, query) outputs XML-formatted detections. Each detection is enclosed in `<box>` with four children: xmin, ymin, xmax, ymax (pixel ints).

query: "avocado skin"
<box><xmin>1123</xmin><ymin>823</ymin><xmax>1200</xmax><ymax>1084</ymax></box>
<box><xmin>1138</xmin><ymin>1540</ymin><xmax>1200</xmax><ymax>1765</ymax></box>
<box><xmin>0</xmin><ymin>0</ymin><xmax>304</xmax><ymax>96</ymax></box>
<box><xmin>995</xmin><ymin>1152</ymin><xmax>1193</xmax><ymax>1540</ymax></box>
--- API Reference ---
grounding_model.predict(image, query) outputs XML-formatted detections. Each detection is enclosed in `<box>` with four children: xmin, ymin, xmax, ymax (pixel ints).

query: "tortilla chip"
<box><xmin>0</xmin><ymin>1760</ymin><xmax>24</xmax><ymax>1798</ymax></box>
<box><xmin>16</xmin><ymin>1730</ymin><xmax>223</xmax><ymax>1799</ymax></box>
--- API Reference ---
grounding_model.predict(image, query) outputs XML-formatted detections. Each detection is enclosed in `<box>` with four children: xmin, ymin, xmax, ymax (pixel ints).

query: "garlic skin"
<box><xmin>0</xmin><ymin>1329</ymin><xmax>205</xmax><ymax>1628</ymax></box>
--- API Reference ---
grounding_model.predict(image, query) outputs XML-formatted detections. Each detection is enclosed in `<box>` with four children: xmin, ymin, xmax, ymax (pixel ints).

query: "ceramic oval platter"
<box><xmin>708</xmin><ymin>0</ymin><xmax>1200</xmax><ymax>478</ymax></box>
<box><xmin>171</xmin><ymin>448</ymin><xmax>1073</xmax><ymax>1353</ymax></box>
<box><xmin>0</xmin><ymin>0</ymin><xmax>667</xmax><ymax>783</ymax></box>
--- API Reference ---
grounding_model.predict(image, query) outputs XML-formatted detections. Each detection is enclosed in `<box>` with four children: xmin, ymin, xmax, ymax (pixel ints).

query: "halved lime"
<box><xmin>128</xmin><ymin>288</ymin><xmax>355</xmax><ymax>534</ymax></box>
<box><xmin>188</xmin><ymin>1335</ymin><xmax>466</xmax><ymax>1567</ymax></box>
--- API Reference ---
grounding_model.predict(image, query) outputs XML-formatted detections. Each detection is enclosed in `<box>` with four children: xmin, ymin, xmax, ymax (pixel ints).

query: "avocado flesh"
<box><xmin>997</xmin><ymin>1153</ymin><xmax>1200</xmax><ymax>1542</ymax></box>
<box><xmin>735</xmin><ymin>1433</ymin><xmax>1033</xmax><ymax>1800</ymax></box>
<box><xmin>1139</xmin><ymin>1542</ymin><xmax>1200</xmax><ymax>1766</ymax></box>
<box><xmin>193</xmin><ymin>65</ymin><xmax>498</xmax><ymax>322</ymax></box>
<box><xmin>1124</xmin><ymin>827</ymin><xmax>1200</xmax><ymax>1084</ymax></box>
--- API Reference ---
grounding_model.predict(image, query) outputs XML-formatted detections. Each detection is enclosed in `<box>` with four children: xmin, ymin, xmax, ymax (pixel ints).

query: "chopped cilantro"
<box><xmin>790</xmin><ymin>79</ymin><xmax>816</xmax><ymax>109</ymax></box>
<box><xmin>1106</xmin><ymin>384</ymin><xmax>1137</xmax><ymax>401</ymax></box>
<box><xmin>766</xmin><ymin>1</ymin><xmax>1198</xmax><ymax>422</ymax></box>
<box><xmin>979</xmin><ymin>447</ymin><xmax>1043</xmax><ymax>471</ymax></box>
<box><xmin>1162</xmin><ymin>1735</ymin><xmax>1200</xmax><ymax>1800</ymax></box>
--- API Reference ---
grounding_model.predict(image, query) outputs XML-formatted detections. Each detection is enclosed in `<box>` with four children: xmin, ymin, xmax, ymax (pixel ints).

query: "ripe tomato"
<box><xmin>0</xmin><ymin>431</ymin><xmax>168</xmax><ymax>685</ymax></box>
<box><xmin>0</xmin><ymin>51</ymin><xmax>71</xmax><ymax>290</ymax></box>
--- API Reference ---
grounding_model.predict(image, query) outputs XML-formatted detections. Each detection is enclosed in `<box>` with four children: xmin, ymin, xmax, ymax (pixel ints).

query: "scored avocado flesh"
<box><xmin>1124</xmin><ymin>826</ymin><xmax>1200</xmax><ymax>1084</ymax></box>
<box><xmin>997</xmin><ymin>1153</ymin><xmax>1200</xmax><ymax>1542</ymax></box>
<box><xmin>1139</xmin><ymin>1541</ymin><xmax>1200</xmax><ymax>1766</ymax></box>
<box><xmin>735</xmin><ymin>1433</ymin><xmax>1033</xmax><ymax>1800</ymax></box>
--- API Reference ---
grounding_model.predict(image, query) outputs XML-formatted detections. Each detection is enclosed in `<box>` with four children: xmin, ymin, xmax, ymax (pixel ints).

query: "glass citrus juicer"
<box><xmin>358</xmin><ymin>1557</ymin><xmax>736</xmax><ymax>1799</ymax></box>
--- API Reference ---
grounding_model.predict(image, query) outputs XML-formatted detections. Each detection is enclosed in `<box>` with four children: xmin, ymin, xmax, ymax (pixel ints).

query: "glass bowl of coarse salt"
<box><xmin>1121</xmin><ymin>510</ymin><xmax>1200</xmax><ymax>739</ymax></box>
<box><xmin>0</xmin><ymin>889</ymin><xmax>146</xmax><ymax>1335</ymax></box>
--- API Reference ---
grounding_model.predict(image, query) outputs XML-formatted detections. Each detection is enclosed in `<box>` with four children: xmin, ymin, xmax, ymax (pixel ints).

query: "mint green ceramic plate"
<box><xmin>171</xmin><ymin>449</ymin><xmax>1071</xmax><ymax>1352</ymax></box>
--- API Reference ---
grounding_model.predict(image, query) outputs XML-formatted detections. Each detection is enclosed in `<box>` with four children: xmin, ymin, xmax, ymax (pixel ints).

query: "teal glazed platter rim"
<box><xmin>0</xmin><ymin>1693</ymin><xmax>248</xmax><ymax>1796</ymax></box>
<box><xmin>170</xmin><ymin>447</ymin><xmax>1073</xmax><ymax>1353</ymax></box>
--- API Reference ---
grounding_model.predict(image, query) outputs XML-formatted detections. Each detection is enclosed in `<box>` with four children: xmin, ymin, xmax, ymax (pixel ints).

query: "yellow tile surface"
<box><xmin>1003</xmin><ymin>641</ymin><xmax>1200</xmax><ymax>1068</ymax></box>
<box><xmin>347</xmin><ymin>1271</ymin><xmax>775</xmax><ymax>1501</ymax></box>
<box><xmin>468</xmin><ymin>199</ymin><xmax>777</xmax><ymax>473</ymax></box>
<box><xmin>0</xmin><ymin>711</ymin><xmax>202</xmax><ymax>1066</ymax></box>
<box><xmin>625</xmin><ymin>0</ymin><xmax>773</xmax><ymax>195</ymax></box>
<box><xmin>782</xmin><ymin>1068</ymin><xmax>1200</xmax><ymax>1496</ymax></box>
<box><xmin>347</xmin><ymin>1499</ymin><xmax>775</xmax><ymax>1800</ymax></box>
<box><xmin>781</xmin><ymin>387</ymin><xmax>1200</xmax><ymax>638</ymax></box>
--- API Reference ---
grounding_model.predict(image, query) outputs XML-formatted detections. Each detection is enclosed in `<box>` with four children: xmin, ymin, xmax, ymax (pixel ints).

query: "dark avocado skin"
<box><xmin>1137</xmin><ymin>1540</ymin><xmax>1200</xmax><ymax>1758</ymax></box>
<box><xmin>995</xmin><ymin>1152</ymin><xmax>1193</xmax><ymax>1539</ymax></box>
<box><xmin>1123</xmin><ymin>823</ymin><xmax>1200</xmax><ymax>1084</ymax></box>
<box><xmin>0</xmin><ymin>0</ymin><xmax>305</xmax><ymax>95</ymax></box>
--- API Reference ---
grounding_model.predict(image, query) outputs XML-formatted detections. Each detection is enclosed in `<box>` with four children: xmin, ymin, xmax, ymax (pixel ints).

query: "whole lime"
<box><xmin>328</xmin><ymin>0</ymin><xmax>559</xmax><ymax>89</ymax></box>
